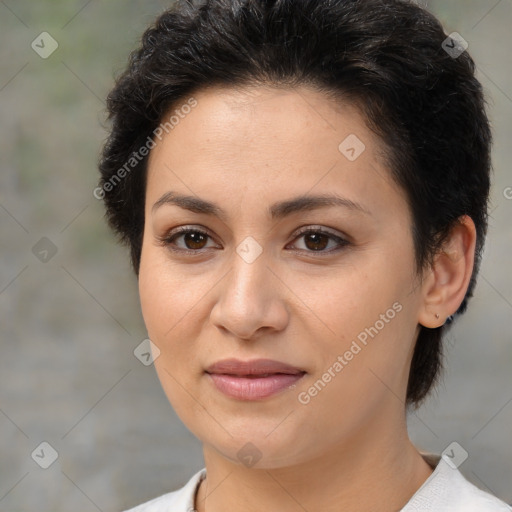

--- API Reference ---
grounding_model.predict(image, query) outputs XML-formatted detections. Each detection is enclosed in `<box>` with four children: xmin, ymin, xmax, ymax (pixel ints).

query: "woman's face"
<box><xmin>139</xmin><ymin>85</ymin><xmax>426</xmax><ymax>468</ymax></box>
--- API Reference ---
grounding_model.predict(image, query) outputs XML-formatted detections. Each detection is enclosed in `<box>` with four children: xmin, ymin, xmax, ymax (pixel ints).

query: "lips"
<box><xmin>205</xmin><ymin>358</ymin><xmax>305</xmax><ymax>376</ymax></box>
<box><xmin>205</xmin><ymin>358</ymin><xmax>306</xmax><ymax>400</ymax></box>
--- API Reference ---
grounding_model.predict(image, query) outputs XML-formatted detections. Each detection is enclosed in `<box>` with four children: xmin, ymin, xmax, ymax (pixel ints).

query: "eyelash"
<box><xmin>157</xmin><ymin>225</ymin><xmax>350</xmax><ymax>256</ymax></box>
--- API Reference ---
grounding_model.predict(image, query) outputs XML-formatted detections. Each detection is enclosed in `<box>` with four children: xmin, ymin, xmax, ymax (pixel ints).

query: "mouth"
<box><xmin>205</xmin><ymin>358</ymin><xmax>307</xmax><ymax>400</ymax></box>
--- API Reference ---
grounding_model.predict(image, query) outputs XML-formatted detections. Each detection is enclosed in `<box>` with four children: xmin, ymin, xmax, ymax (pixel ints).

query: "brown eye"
<box><xmin>180</xmin><ymin>231</ymin><xmax>209</xmax><ymax>250</ymax></box>
<box><xmin>289</xmin><ymin>227</ymin><xmax>349</xmax><ymax>254</ymax></box>
<box><xmin>159</xmin><ymin>227</ymin><xmax>217</xmax><ymax>253</ymax></box>
<box><xmin>302</xmin><ymin>232</ymin><xmax>330</xmax><ymax>251</ymax></box>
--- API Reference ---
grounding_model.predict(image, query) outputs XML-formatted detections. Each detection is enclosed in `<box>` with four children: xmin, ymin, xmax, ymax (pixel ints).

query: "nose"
<box><xmin>209</xmin><ymin>248</ymin><xmax>289</xmax><ymax>341</ymax></box>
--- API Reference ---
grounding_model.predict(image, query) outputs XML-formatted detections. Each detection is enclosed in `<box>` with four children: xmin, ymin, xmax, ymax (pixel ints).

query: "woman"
<box><xmin>97</xmin><ymin>0</ymin><xmax>511</xmax><ymax>510</ymax></box>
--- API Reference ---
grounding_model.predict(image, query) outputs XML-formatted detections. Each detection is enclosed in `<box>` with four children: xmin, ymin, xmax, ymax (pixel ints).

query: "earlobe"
<box><xmin>417</xmin><ymin>215</ymin><xmax>477</xmax><ymax>329</ymax></box>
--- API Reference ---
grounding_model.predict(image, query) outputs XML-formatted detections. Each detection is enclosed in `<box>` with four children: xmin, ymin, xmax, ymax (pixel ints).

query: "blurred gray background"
<box><xmin>0</xmin><ymin>1</ymin><xmax>511</xmax><ymax>510</ymax></box>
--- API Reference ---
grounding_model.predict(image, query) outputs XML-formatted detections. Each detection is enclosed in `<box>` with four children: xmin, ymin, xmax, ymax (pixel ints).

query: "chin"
<box><xmin>197</xmin><ymin>420</ymin><xmax>315</xmax><ymax>469</ymax></box>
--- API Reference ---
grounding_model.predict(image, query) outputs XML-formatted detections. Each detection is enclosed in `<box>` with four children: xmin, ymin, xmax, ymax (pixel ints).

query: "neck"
<box><xmin>195</xmin><ymin>409</ymin><xmax>434</xmax><ymax>512</ymax></box>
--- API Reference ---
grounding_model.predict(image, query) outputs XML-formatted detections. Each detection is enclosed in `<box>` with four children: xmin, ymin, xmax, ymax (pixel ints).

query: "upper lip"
<box><xmin>205</xmin><ymin>358</ymin><xmax>306</xmax><ymax>376</ymax></box>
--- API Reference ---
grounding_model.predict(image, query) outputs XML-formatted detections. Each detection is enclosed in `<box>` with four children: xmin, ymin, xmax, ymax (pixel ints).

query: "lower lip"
<box><xmin>207</xmin><ymin>372</ymin><xmax>305</xmax><ymax>400</ymax></box>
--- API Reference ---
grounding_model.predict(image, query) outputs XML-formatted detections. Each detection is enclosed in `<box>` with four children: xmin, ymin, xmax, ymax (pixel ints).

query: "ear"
<box><xmin>417</xmin><ymin>215</ymin><xmax>477</xmax><ymax>328</ymax></box>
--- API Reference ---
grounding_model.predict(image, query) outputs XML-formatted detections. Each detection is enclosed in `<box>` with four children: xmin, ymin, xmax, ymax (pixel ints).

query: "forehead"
<box><xmin>145</xmin><ymin>84</ymin><xmax>403</xmax><ymax>220</ymax></box>
<box><xmin>157</xmin><ymin>84</ymin><xmax>372</xmax><ymax>152</ymax></box>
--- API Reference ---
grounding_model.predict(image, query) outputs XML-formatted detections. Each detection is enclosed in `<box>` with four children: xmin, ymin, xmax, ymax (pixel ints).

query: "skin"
<box><xmin>138</xmin><ymin>84</ymin><xmax>476</xmax><ymax>512</ymax></box>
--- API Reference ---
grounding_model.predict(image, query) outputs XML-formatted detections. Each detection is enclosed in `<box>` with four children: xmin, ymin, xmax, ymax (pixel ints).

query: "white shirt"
<box><xmin>123</xmin><ymin>453</ymin><xmax>512</xmax><ymax>511</ymax></box>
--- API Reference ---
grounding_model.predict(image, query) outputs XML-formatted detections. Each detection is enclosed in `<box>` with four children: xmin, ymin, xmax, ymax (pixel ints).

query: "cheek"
<box><xmin>138</xmin><ymin>245</ymin><xmax>216</xmax><ymax>373</ymax></box>
<box><xmin>138</xmin><ymin>247</ymin><xmax>192</xmax><ymax>353</ymax></box>
<box><xmin>139</xmin><ymin>241</ymin><xmax>189</xmax><ymax>327</ymax></box>
<box><xmin>313</xmin><ymin>262</ymin><xmax>395</xmax><ymax>338</ymax></box>
<box><xmin>311</xmin><ymin>258</ymin><xmax>414</xmax><ymax>380</ymax></box>
<box><xmin>138</xmin><ymin>249</ymin><xmax>204</xmax><ymax>412</ymax></box>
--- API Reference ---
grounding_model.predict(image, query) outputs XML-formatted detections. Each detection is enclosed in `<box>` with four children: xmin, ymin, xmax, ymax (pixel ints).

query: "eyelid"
<box><xmin>156</xmin><ymin>225</ymin><xmax>219</xmax><ymax>250</ymax></box>
<box><xmin>291</xmin><ymin>224</ymin><xmax>347</xmax><ymax>240</ymax></box>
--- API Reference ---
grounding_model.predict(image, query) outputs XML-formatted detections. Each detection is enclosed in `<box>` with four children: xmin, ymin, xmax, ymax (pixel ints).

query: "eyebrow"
<box><xmin>151</xmin><ymin>191</ymin><xmax>372</xmax><ymax>220</ymax></box>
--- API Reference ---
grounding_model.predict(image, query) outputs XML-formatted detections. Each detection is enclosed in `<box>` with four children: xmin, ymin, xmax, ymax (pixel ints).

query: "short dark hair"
<box><xmin>98</xmin><ymin>0</ymin><xmax>492</xmax><ymax>406</ymax></box>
